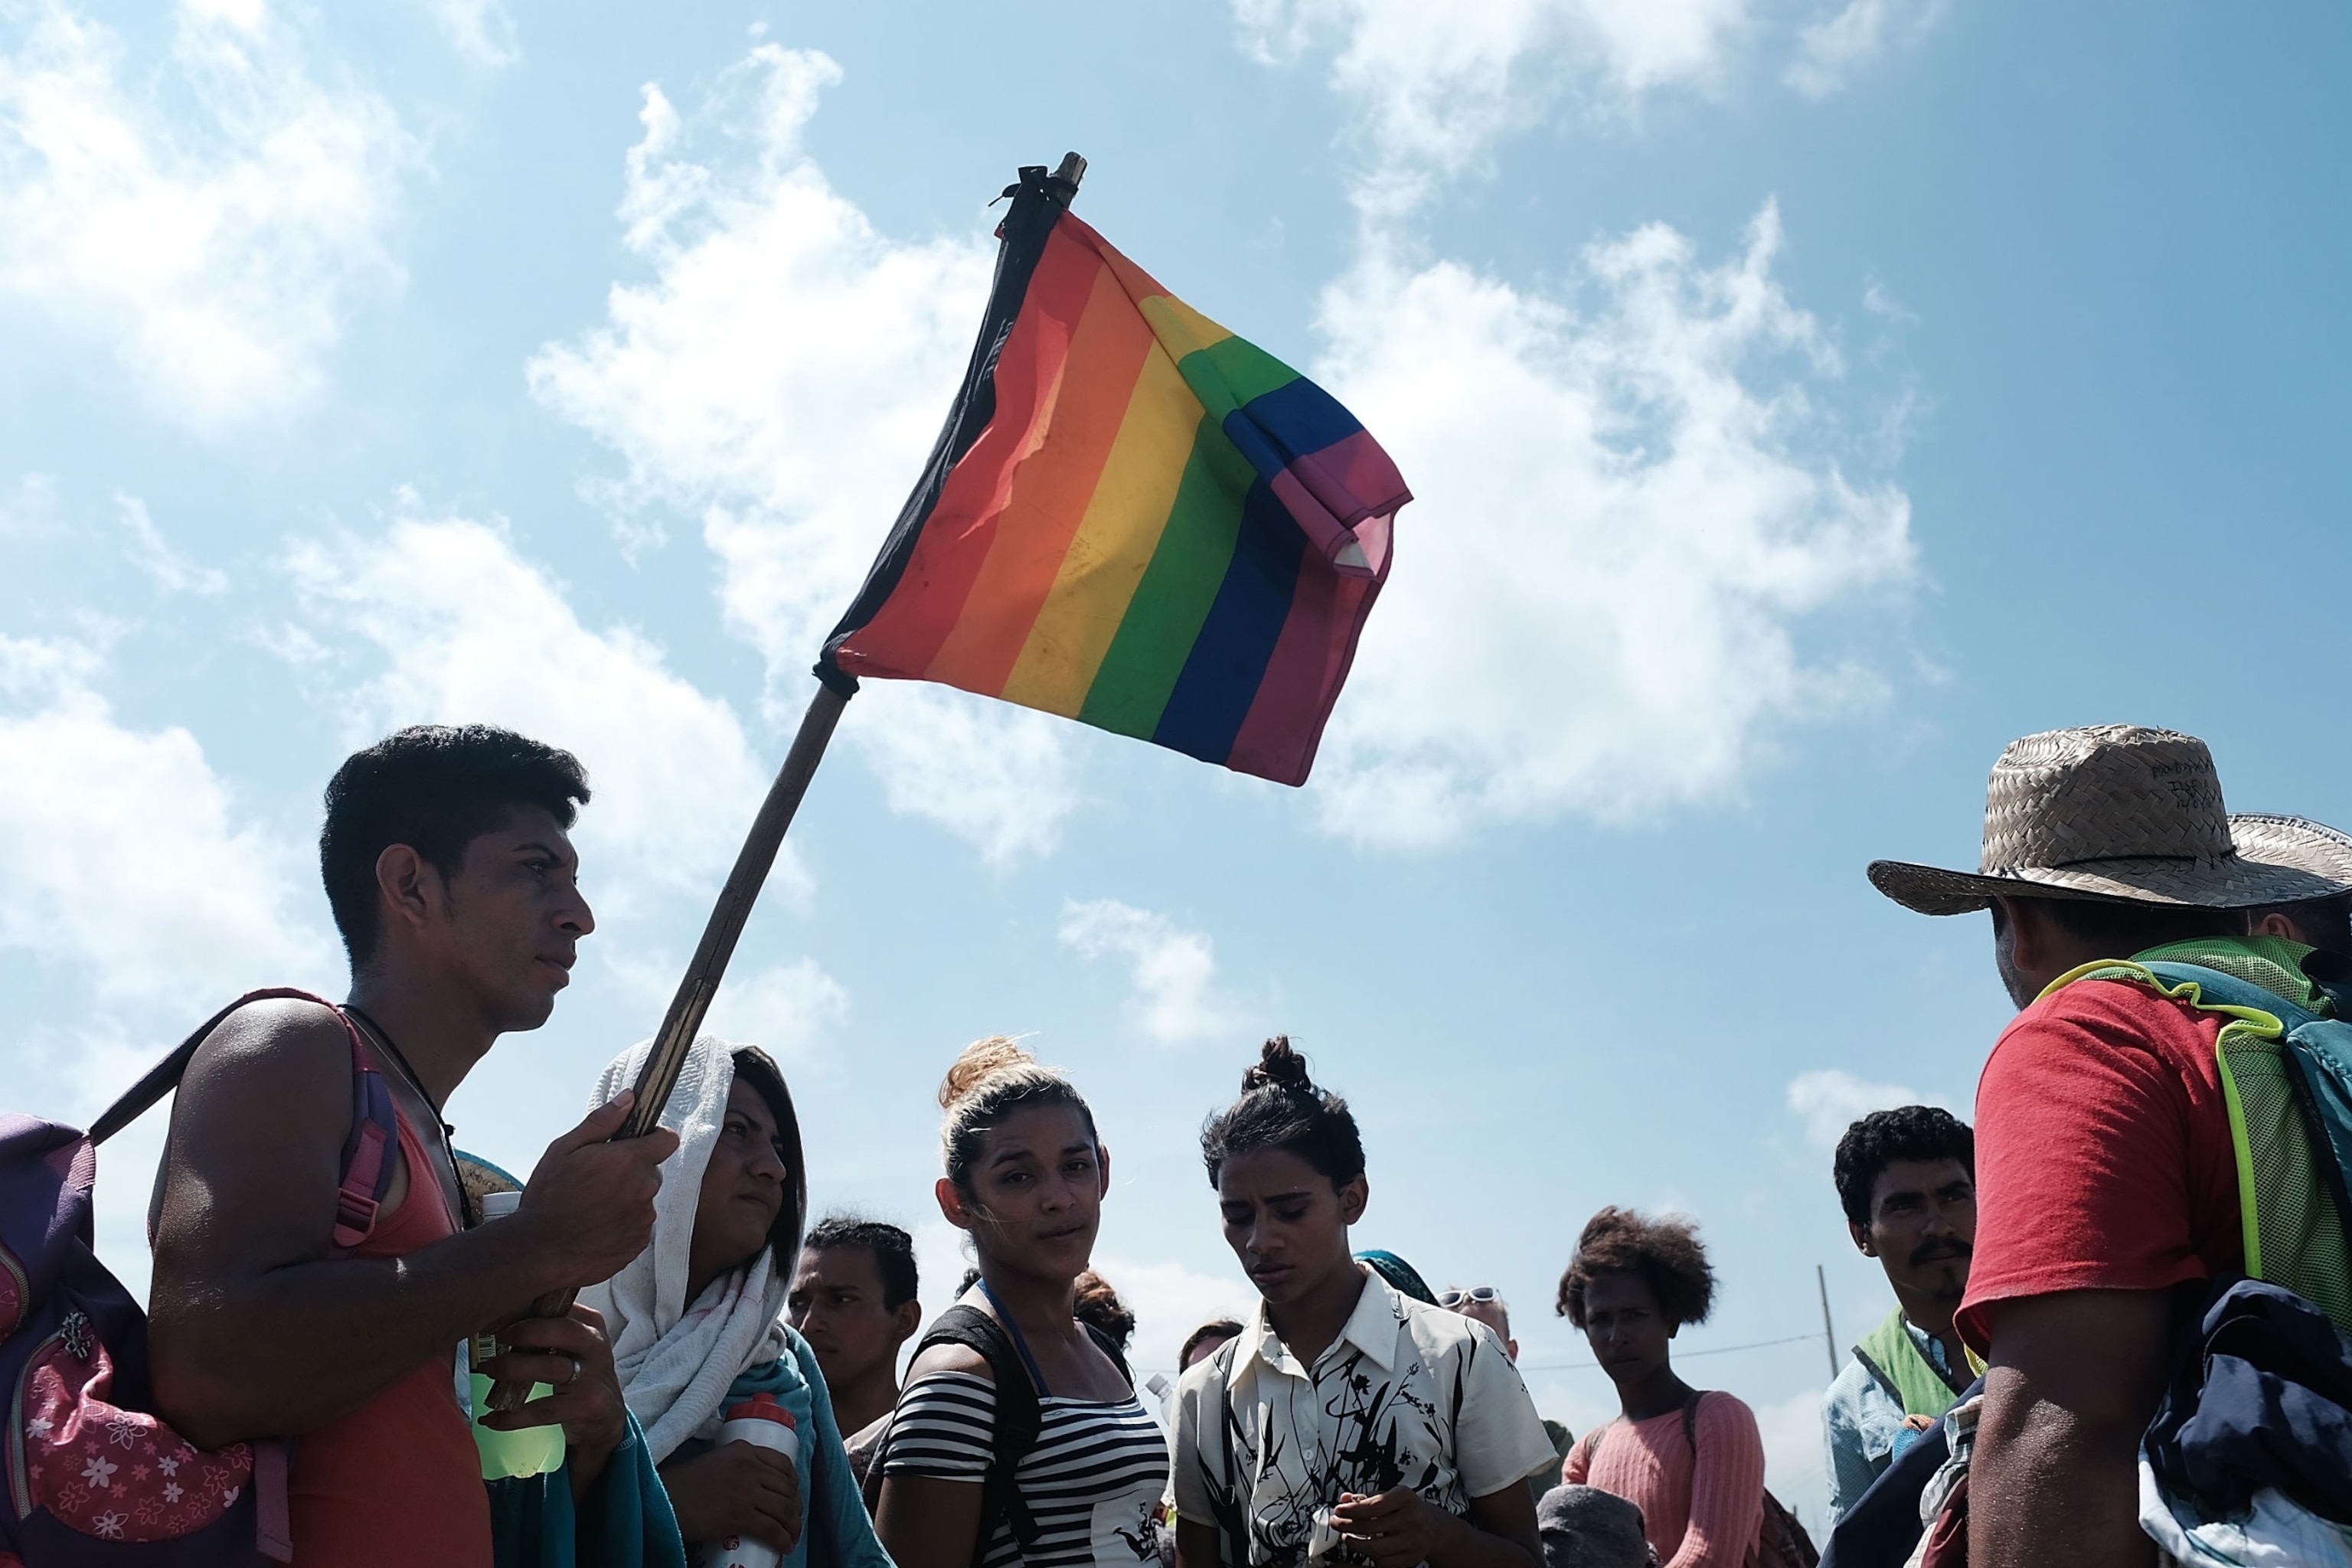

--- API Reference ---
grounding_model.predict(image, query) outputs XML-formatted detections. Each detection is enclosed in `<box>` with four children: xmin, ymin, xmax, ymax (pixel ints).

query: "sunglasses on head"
<box><xmin>1438</xmin><ymin>1285</ymin><xmax>1499</xmax><ymax>1308</ymax></box>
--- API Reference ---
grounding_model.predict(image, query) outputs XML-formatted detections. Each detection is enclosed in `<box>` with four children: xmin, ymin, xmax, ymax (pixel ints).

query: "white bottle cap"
<box><xmin>481</xmin><ymin>1189</ymin><xmax>523</xmax><ymax>1221</ymax></box>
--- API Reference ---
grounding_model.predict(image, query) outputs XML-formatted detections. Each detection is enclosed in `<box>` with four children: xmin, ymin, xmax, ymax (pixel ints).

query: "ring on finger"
<box><xmin>567</xmin><ymin>1356</ymin><xmax>583</xmax><ymax>1384</ymax></box>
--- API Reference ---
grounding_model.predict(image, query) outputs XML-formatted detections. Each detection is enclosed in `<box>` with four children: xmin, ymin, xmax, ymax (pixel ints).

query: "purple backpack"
<box><xmin>2</xmin><ymin>989</ymin><xmax>398</xmax><ymax>1567</ymax></box>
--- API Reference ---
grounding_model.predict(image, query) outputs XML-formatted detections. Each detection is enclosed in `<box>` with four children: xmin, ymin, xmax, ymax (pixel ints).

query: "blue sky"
<box><xmin>5</xmin><ymin>0</ymin><xmax>2348</xmax><ymax>1528</ymax></box>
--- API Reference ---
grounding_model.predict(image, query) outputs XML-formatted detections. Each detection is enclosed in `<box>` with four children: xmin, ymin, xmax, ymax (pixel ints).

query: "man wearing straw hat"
<box><xmin>1866</xmin><ymin>724</ymin><xmax>2352</xmax><ymax>1568</ymax></box>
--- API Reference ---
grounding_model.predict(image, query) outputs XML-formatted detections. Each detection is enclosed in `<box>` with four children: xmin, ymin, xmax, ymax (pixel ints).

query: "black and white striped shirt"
<box><xmin>884</xmin><ymin>1371</ymin><xmax>1168</xmax><ymax>1568</ymax></box>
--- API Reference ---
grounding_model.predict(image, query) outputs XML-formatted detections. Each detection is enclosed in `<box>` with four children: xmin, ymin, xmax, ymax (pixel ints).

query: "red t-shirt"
<box><xmin>1955</xmin><ymin>975</ymin><xmax>2244</xmax><ymax>1354</ymax></box>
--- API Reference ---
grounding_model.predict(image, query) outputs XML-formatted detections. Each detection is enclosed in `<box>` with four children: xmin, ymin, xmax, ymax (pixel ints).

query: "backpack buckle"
<box><xmin>332</xmin><ymin>1191</ymin><xmax>381</xmax><ymax>1249</ymax></box>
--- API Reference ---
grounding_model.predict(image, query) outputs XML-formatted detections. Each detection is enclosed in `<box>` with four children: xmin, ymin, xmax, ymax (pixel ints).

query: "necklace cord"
<box><xmin>345</xmin><ymin>1005</ymin><xmax>451</xmax><ymax>1127</ymax></box>
<box><xmin>976</xmin><ymin>1276</ymin><xmax>1054</xmax><ymax>1397</ymax></box>
<box><xmin>343</xmin><ymin>1005</ymin><xmax>463</xmax><ymax>1218</ymax></box>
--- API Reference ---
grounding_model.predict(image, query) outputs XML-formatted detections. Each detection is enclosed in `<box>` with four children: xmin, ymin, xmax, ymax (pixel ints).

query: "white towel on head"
<box><xmin>577</xmin><ymin>1034</ymin><xmax>789</xmax><ymax>1465</ymax></box>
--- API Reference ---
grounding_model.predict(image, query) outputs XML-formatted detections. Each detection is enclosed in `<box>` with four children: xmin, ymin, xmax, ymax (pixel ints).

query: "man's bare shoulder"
<box><xmin>179</xmin><ymin>996</ymin><xmax>350</xmax><ymax>1089</ymax></box>
<box><xmin>167</xmin><ymin>997</ymin><xmax>355</xmax><ymax>1161</ymax></box>
<box><xmin>151</xmin><ymin>997</ymin><xmax>362</xmax><ymax>1289</ymax></box>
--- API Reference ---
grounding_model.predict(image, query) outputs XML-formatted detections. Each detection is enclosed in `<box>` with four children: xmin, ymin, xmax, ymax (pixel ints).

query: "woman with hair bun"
<box><xmin>1556</xmin><ymin>1207</ymin><xmax>1765</xmax><ymax>1568</ymax></box>
<box><xmin>873</xmin><ymin>1038</ymin><xmax>1168</xmax><ymax>1568</ymax></box>
<box><xmin>1171</xmin><ymin>1038</ymin><xmax>1553</xmax><ymax>1568</ymax></box>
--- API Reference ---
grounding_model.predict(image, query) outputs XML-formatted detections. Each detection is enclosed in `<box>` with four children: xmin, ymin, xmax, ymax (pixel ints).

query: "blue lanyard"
<box><xmin>976</xmin><ymin>1277</ymin><xmax>1053</xmax><ymax>1396</ymax></box>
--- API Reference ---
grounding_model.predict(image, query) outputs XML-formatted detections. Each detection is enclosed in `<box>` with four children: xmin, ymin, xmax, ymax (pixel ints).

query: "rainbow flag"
<box><xmin>821</xmin><ymin>165</ymin><xmax>1410</xmax><ymax>786</ymax></box>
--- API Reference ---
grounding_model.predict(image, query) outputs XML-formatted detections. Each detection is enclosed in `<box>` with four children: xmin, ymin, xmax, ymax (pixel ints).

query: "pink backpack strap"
<box><xmin>312</xmin><ymin>1000</ymin><xmax>398</xmax><ymax>1258</ymax></box>
<box><xmin>253</xmin><ymin>1437</ymin><xmax>294</xmax><ymax>1561</ymax></box>
<box><xmin>190</xmin><ymin>989</ymin><xmax>397</xmax><ymax>1256</ymax></box>
<box><xmin>97</xmin><ymin>987</ymin><xmax>402</xmax><ymax>1256</ymax></box>
<box><xmin>90</xmin><ymin>987</ymin><xmax>336</xmax><ymax>1146</ymax></box>
<box><xmin>90</xmin><ymin>989</ymin><xmax>397</xmax><ymax>1566</ymax></box>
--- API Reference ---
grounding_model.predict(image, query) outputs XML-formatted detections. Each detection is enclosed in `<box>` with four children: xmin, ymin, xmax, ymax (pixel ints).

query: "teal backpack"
<box><xmin>2057</xmin><ymin>943</ymin><xmax>2352</xmax><ymax>1330</ymax></box>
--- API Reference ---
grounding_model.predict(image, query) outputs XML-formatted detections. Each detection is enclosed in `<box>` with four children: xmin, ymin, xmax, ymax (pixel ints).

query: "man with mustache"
<box><xmin>1821</xmin><ymin>1106</ymin><xmax>1977</xmax><ymax>1521</ymax></box>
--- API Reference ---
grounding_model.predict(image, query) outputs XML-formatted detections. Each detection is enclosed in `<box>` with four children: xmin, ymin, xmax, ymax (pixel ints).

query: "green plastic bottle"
<box><xmin>469</xmin><ymin>1189</ymin><xmax>566</xmax><ymax>1480</ymax></box>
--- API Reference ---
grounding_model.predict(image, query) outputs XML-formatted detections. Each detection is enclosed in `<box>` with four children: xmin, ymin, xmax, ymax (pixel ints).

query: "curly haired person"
<box><xmin>1822</xmin><ymin>1107</ymin><xmax>1976</xmax><ymax>1521</ymax></box>
<box><xmin>1557</xmin><ymin>1209</ymin><xmax>1764</xmax><ymax>1568</ymax></box>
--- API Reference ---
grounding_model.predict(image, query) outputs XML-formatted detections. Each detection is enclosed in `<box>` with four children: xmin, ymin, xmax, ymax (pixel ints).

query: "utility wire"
<box><xmin>1515</xmin><ymin>1330</ymin><xmax>1824</xmax><ymax>1374</ymax></box>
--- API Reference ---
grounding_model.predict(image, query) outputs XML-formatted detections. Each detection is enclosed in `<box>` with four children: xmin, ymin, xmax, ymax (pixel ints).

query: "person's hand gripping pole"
<box><xmin>479</xmin><ymin>1092</ymin><xmax>677</xmax><ymax>1413</ymax></box>
<box><xmin>482</xmin><ymin>681</ymin><xmax>849</xmax><ymax>1413</ymax></box>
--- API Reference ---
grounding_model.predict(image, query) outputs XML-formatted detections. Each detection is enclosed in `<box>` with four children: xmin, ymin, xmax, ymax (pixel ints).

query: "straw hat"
<box><xmin>2229</xmin><ymin>814</ymin><xmax>2352</xmax><ymax>899</ymax></box>
<box><xmin>1868</xmin><ymin>724</ymin><xmax>2352</xmax><ymax>916</ymax></box>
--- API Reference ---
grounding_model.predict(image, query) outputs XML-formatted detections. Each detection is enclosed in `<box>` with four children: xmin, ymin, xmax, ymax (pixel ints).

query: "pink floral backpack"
<box><xmin>2</xmin><ymin>989</ymin><xmax>399</xmax><ymax>1566</ymax></box>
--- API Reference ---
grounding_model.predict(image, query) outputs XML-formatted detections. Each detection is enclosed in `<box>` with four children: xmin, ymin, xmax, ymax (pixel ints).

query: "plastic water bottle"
<box><xmin>468</xmin><ymin>1191</ymin><xmax>524</xmax><ymax>1367</ymax></box>
<box><xmin>468</xmin><ymin>1189</ymin><xmax>564</xmax><ymax>1479</ymax></box>
<box><xmin>700</xmin><ymin>1393</ymin><xmax>799</xmax><ymax>1568</ymax></box>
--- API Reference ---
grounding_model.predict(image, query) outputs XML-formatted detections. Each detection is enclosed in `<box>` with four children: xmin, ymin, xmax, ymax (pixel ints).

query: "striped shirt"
<box><xmin>884</xmin><ymin>1371</ymin><xmax>1169</xmax><ymax>1568</ymax></box>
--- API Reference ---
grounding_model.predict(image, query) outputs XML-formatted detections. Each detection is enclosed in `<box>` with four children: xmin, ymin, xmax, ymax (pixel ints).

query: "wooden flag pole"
<box><xmin>489</xmin><ymin>149</ymin><xmax>1089</xmax><ymax>1411</ymax></box>
<box><xmin>485</xmin><ymin>678</ymin><xmax>851</xmax><ymax>1411</ymax></box>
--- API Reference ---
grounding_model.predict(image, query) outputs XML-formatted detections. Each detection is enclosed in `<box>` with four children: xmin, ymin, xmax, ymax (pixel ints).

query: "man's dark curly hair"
<box><xmin>1554</xmin><ymin>1207</ymin><xmax>1716</xmax><ymax>1329</ymax></box>
<box><xmin>1833</xmin><ymin>1105</ymin><xmax>1974</xmax><ymax>1230</ymax></box>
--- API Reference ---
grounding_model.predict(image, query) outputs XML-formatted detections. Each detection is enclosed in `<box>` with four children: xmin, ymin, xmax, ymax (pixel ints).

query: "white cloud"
<box><xmin>854</xmin><ymin>684</ymin><xmax>1080</xmax><ymax>867</ymax></box>
<box><xmin>911</xmin><ymin>1218</ymin><xmax>975</xmax><ymax>1324</ymax></box>
<box><xmin>1235</xmin><ymin>0</ymin><xmax>1747</xmax><ymax>213</ymax></box>
<box><xmin>1861</xmin><ymin>278</ymin><xmax>1919</xmax><ymax>327</ymax></box>
<box><xmin>0</xmin><ymin>633</ymin><xmax>336</xmax><ymax>1011</ymax></box>
<box><xmin>530</xmin><ymin>47</ymin><xmax>1074</xmax><ymax>864</ymax></box>
<box><xmin>526</xmin><ymin>47</ymin><xmax>988</xmax><ymax>601</ymax></box>
<box><xmin>1240</xmin><ymin>0</ymin><xmax>1939</xmax><ymax>211</ymax></box>
<box><xmin>118</xmin><ymin>495</ymin><xmax>227</xmax><ymax>594</ymax></box>
<box><xmin>425</xmin><ymin>0</ymin><xmax>517</xmax><ymax>69</ymax></box>
<box><xmin>1785</xmin><ymin>0</ymin><xmax>1942</xmax><ymax>99</ymax></box>
<box><xmin>1786</xmin><ymin>1067</ymin><xmax>1942</xmax><ymax>1149</ymax></box>
<box><xmin>1059</xmin><ymin>899</ymin><xmax>1233</xmax><ymax>1048</ymax></box>
<box><xmin>1306</xmin><ymin>206</ymin><xmax>1915</xmax><ymax>845</ymax></box>
<box><xmin>0</xmin><ymin>472</ymin><xmax>63</xmax><ymax>538</ymax></box>
<box><xmin>286</xmin><ymin>505</ymin><xmax>806</xmax><ymax>911</ymax></box>
<box><xmin>1090</xmin><ymin>1253</ymin><xmax>1255</xmax><ymax>1377</ymax></box>
<box><xmin>0</xmin><ymin>0</ymin><xmax>413</xmax><ymax>432</ymax></box>
<box><xmin>1755</xmin><ymin>1387</ymin><xmax>1831</xmax><ymax>1535</ymax></box>
<box><xmin>701</xmin><ymin>956</ymin><xmax>851</xmax><ymax>1066</ymax></box>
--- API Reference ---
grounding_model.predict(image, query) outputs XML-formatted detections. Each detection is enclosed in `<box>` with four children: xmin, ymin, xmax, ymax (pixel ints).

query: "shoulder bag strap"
<box><xmin>916</xmin><ymin>1305</ymin><xmax>1044</xmax><ymax>1556</ymax></box>
<box><xmin>328</xmin><ymin>1012</ymin><xmax>398</xmax><ymax>1256</ymax></box>
<box><xmin>88</xmin><ymin>987</ymin><xmax>332</xmax><ymax>1145</ymax></box>
<box><xmin>97</xmin><ymin>988</ymin><xmax>382</xmax><ymax>1565</ymax></box>
<box><xmin>1679</xmin><ymin>1387</ymin><xmax>1707</xmax><ymax>1455</ymax></box>
<box><xmin>100</xmin><ymin>988</ymin><xmax>399</xmax><ymax>1254</ymax></box>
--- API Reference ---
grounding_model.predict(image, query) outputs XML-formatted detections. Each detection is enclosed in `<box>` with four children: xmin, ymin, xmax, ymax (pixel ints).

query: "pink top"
<box><xmin>1562</xmin><ymin>1391</ymin><xmax>1765</xmax><ymax>1568</ymax></box>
